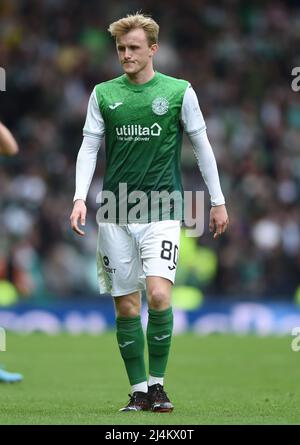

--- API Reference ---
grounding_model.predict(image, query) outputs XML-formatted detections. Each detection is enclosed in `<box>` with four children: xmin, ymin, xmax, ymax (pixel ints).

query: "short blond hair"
<box><xmin>108</xmin><ymin>13</ymin><xmax>159</xmax><ymax>46</ymax></box>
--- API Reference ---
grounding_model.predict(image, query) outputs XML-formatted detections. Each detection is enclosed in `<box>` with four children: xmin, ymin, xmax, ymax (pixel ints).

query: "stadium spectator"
<box><xmin>1</xmin><ymin>0</ymin><xmax>300</xmax><ymax>300</ymax></box>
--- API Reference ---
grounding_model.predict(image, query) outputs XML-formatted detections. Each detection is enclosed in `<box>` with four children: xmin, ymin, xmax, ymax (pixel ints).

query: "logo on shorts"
<box><xmin>103</xmin><ymin>256</ymin><xmax>109</xmax><ymax>266</ymax></box>
<box><xmin>102</xmin><ymin>255</ymin><xmax>116</xmax><ymax>273</ymax></box>
<box><xmin>152</xmin><ymin>97</ymin><xmax>169</xmax><ymax>115</ymax></box>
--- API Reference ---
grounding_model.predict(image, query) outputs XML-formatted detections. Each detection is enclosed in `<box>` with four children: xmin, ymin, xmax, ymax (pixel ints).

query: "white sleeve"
<box><xmin>73</xmin><ymin>88</ymin><xmax>105</xmax><ymax>202</ymax></box>
<box><xmin>83</xmin><ymin>87</ymin><xmax>105</xmax><ymax>138</ymax></box>
<box><xmin>181</xmin><ymin>86</ymin><xmax>225</xmax><ymax>206</ymax></box>
<box><xmin>189</xmin><ymin>131</ymin><xmax>225</xmax><ymax>206</ymax></box>
<box><xmin>180</xmin><ymin>85</ymin><xmax>206</xmax><ymax>136</ymax></box>
<box><xmin>73</xmin><ymin>134</ymin><xmax>103</xmax><ymax>202</ymax></box>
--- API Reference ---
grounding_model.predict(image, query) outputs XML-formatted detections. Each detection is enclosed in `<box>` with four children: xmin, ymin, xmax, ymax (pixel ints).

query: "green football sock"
<box><xmin>116</xmin><ymin>316</ymin><xmax>147</xmax><ymax>385</ymax></box>
<box><xmin>147</xmin><ymin>307</ymin><xmax>173</xmax><ymax>378</ymax></box>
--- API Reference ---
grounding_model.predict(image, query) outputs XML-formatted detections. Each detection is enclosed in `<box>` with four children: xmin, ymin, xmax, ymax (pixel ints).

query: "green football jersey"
<box><xmin>95</xmin><ymin>71</ymin><xmax>189</xmax><ymax>223</ymax></box>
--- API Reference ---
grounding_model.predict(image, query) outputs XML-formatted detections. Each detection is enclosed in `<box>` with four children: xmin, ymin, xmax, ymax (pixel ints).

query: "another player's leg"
<box><xmin>146</xmin><ymin>276</ymin><xmax>174</xmax><ymax>412</ymax></box>
<box><xmin>114</xmin><ymin>292</ymin><xmax>149</xmax><ymax>412</ymax></box>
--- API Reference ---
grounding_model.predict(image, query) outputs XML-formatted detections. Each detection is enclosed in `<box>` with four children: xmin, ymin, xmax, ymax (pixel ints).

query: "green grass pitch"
<box><xmin>0</xmin><ymin>332</ymin><xmax>299</xmax><ymax>425</ymax></box>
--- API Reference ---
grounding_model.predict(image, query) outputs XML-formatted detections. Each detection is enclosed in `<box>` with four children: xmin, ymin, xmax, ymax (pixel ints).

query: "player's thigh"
<box><xmin>97</xmin><ymin>223</ymin><xmax>142</xmax><ymax>296</ymax></box>
<box><xmin>140</xmin><ymin>220</ymin><xmax>181</xmax><ymax>283</ymax></box>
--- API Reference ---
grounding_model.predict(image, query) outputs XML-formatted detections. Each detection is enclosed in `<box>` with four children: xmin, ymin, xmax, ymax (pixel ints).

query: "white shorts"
<box><xmin>96</xmin><ymin>220</ymin><xmax>181</xmax><ymax>297</ymax></box>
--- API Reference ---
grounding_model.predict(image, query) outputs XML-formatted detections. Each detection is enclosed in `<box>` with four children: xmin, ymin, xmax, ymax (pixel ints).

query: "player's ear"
<box><xmin>150</xmin><ymin>43</ymin><xmax>158</xmax><ymax>57</ymax></box>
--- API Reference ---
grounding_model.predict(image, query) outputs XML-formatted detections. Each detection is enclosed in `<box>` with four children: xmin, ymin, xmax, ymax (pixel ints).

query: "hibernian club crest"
<box><xmin>152</xmin><ymin>97</ymin><xmax>169</xmax><ymax>115</ymax></box>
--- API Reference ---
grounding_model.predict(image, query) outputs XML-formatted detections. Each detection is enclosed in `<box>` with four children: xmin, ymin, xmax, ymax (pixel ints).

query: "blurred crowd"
<box><xmin>1</xmin><ymin>0</ymin><xmax>300</xmax><ymax>302</ymax></box>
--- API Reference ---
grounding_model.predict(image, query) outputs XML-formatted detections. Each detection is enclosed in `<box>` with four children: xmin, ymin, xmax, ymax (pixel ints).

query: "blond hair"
<box><xmin>108</xmin><ymin>13</ymin><xmax>159</xmax><ymax>46</ymax></box>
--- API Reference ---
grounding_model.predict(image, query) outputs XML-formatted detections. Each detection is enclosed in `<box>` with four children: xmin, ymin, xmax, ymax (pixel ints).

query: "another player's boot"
<box><xmin>0</xmin><ymin>366</ymin><xmax>23</xmax><ymax>383</ymax></box>
<box><xmin>119</xmin><ymin>392</ymin><xmax>150</xmax><ymax>412</ymax></box>
<box><xmin>148</xmin><ymin>383</ymin><xmax>174</xmax><ymax>412</ymax></box>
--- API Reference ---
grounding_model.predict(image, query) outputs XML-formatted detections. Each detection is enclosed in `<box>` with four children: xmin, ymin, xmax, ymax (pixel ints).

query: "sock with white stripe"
<box><xmin>116</xmin><ymin>316</ymin><xmax>147</xmax><ymax>386</ymax></box>
<box><xmin>147</xmin><ymin>307</ymin><xmax>173</xmax><ymax>378</ymax></box>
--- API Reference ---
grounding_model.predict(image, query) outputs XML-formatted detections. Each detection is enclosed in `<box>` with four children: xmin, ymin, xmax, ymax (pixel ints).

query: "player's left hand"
<box><xmin>209</xmin><ymin>204</ymin><xmax>229</xmax><ymax>239</ymax></box>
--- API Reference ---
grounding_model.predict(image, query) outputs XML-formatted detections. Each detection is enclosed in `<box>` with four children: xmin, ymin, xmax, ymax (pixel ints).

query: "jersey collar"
<box><xmin>122</xmin><ymin>71</ymin><xmax>159</xmax><ymax>91</ymax></box>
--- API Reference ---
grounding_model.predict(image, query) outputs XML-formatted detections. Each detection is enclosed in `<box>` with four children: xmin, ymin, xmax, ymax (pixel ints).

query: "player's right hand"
<box><xmin>70</xmin><ymin>199</ymin><xmax>87</xmax><ymax>236</ymax></box>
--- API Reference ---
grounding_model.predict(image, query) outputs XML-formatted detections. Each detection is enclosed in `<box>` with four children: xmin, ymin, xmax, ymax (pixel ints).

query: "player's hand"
<box><xmin>70</xmin><ymin>199</ymin><xmax>87</xmax><ymax>236</ymax></box>
<box><xmin>209</xmin><ymin>204</ymin><xmax>229</xmax><ymax>239</ymax></box>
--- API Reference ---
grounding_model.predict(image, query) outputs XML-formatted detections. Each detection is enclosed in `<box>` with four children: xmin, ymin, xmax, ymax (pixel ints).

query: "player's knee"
<box><xmin>115</xmin><ymin>296</ymin><xmax>140</xmax><ymax>317</ymax></box>
<box><xmin>148</xmin><ymin>288</ymin><xmax>170</xmax><ymax>310</ymax></box>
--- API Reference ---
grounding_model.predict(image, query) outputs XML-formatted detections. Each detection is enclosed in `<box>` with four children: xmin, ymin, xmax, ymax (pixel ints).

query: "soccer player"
<box><xmin>70</xmin><ymin>13</ymin><xmax>228</xmax><ymax>412</ymax></box>
<box><xmin>0</xmin><ymin>122</ymin><xmax>23</xmax><ymax>383</ymax></box>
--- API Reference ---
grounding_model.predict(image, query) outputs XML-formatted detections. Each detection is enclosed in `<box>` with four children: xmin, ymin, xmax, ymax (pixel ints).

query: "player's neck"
<box><xmin>125</xmin><ymin>67</ymin><xmax>155</xmax><ymax>85</ymax></box>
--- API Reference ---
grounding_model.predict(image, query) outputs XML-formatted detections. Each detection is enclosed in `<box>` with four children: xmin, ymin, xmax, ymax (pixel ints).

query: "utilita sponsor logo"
<box><xmin>116</xmin><ymin>123</ymin><xmax>162</xmax><ymax>141</ymax></box>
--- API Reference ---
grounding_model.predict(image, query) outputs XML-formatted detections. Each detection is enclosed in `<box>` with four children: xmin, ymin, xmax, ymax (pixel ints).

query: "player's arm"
<box><xmin>70</xmin><ymin>88</ymin><xmax>104</xmax><ymax>236</ymax></box>
<box><xmin>0</xmin><ymin>122</ymin><xmax>19</xmax><ymax>155</ymax></box>
<box><xmin>70</xmin><ymin>134</ymin><xmax>102</xmax><ymax>236</ymax></box>
<box><xmin>181</xmin><ymin>86</ymin><xmax>229</xmax><ymax>239</ymax></box>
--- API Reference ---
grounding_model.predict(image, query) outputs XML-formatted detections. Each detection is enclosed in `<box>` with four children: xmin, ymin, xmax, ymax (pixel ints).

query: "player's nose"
<box><xmin>124</xmin><ymin>48</ymin><xmax>132</xmax><ymax>59</ymax></box>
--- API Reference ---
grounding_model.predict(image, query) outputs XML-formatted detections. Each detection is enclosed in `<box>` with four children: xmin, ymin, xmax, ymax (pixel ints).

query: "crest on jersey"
<box><xmin>152</xmin><ymin>97</ymin><xmax>169</xmax><ymax>115</ymax></box>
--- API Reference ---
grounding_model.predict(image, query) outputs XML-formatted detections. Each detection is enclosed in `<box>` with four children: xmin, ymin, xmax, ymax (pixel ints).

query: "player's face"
<box><xmin>116</xmin><ymin>28</ymin><xmax>158</xmax><ymax>76</ymax></box>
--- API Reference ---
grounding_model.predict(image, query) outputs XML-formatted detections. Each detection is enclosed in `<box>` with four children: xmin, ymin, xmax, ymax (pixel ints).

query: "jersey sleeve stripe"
<box><xmin>185</xmin><ymin>125</ymin><xmax>207</xmax><ymax>137</ymax></box>
<box><xmin>83</xmin><ymin>129</ymin><xmax>104</xmax><ymax>138</ymax></box>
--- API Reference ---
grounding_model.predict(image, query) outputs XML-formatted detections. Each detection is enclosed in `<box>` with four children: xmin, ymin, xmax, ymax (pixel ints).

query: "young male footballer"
<box><xmin>70</xmin><ymin>13</ymin><xmax>228</xmax><ymax>412</ymax></box>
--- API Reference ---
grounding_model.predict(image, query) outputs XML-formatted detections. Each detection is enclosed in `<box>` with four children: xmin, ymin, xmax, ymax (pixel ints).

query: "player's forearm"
<box><xmin>73</xmin><ymin>135</ymin><xmax>102</xmax><ymax>202</ymax></box>
<box><xmin>189</xmin><ymin>129</ymin><xmax>225</xmax><ymax>206</ymax></box>
<box><xmin>0</xmin><ymin>122</ymin><xmax>19</xmax><ymax>155</ymax></box>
